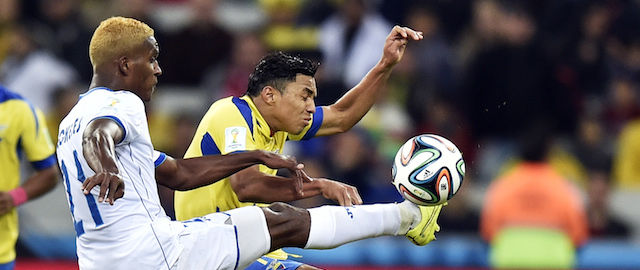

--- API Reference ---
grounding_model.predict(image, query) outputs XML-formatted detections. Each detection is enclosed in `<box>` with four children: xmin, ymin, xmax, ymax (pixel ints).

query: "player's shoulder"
<box><xmin>209</xmin><ymin>96</ymin><xmax>240</xmax><ymax>110</ymax></box>
<box><xmin>205</xmin><ymin>96</ymin><xmax>251</xmax><ymax>118</ymax></box>
<box><xmin>0</xmin><ymin>85</ymin><xmax>23</xmax><ymax>102</ymax></box>
<box><xmin>0</xmin><ymin>91</ymin><xmax>37</xmax><ymax>118</ymax></box>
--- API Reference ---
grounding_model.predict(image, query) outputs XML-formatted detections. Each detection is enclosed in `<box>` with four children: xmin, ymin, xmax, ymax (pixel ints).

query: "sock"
<box><xmin>397</xmin><ymin>200</ymin><xmax>422</xmax><ymax>234</ymax></box>
<box><xmin>304</xmin><ymin>203</ymin><xmax>402</xmax><ymax>249</ymax></box>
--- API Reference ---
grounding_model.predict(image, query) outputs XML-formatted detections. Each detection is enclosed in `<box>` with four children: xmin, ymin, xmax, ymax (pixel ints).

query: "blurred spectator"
<box><xmin>295</xmin><ymin>0</ymin><xmax>336</xmax><ymax>27</ymax></box>
<box><xmin>612</xmin><ymin>118</ymin><xmax>640</xmax><ymax>189</ymax></box>
<box><xmin>358</xmin><ymin>49</ymin><xmax>415</xmax><ymax>162</ymax></box>
<box><xmin>571</xmin><ymin>114</ymin><xmax>615</xmax><ymax>177</ymax></box>
<box><xmin>161</xmin><ymin>0</ymin><xmax>233</xmax><ymax>86</ymax></box>
<box><xmin>0</xmin><ymin>85</ymin><xmax>58</xmax><ymax>270</ymax></box>
<box><xmin>322</xmin><ymin>128</ymin><xmax>401</xmax><ymax>204</ymax></box>
<box><xmin>456</xmin><ymin>0</ymin><xmax>502</xmax><ymax>72</ymax></box>
<box><xmin>587</xmin><ymin>170</ymin><xmax>630</xmax><ymax>238</ymax></box>
<box><xmin>403</xmin><ymin>2</ymin><xmax>461</xmax><ymax>123</ymax></box>
<box><xmin>460</xmin><ymin>1</ymin><xmax>578</xmax><ymax>184</ymax></box>
<box><xmin>480</xmin><ymin>121</ymin><xmax>589</xmax><ymax>269</ymax></box>
<box><xmin>31</xmin><ymin>0</ymin><xmax>93</xmax><ymax>83</ymax></box>
<box><xmin>0</xmin><ymin>24</ymin><xmax>78</xmax><ymax>113</ymax></box>
<box><xmin>461</xmin><ymin>1</ymin><xmax>577</xmax><ymax>141</ymax></box>
<box><xmin>605</xmin><ymin>0</ymin><xmax>640</xmax><ymax>88</ymax></box>
<box><xmin>601</xmin><ymin>76</ymin><xmax>640</xmax><ymax>136</ymax></box>
<box><xmin>0</xmin><ymin>0</ymin><xmax>19</xmax><ymax>64</ymax></box>
<box><xmin>46</xmin><ymin>86</ymin><xmax>81</xmax><ymax>144</ymax></box>
<box><xmin>201</xmin><ymin>32</ymin><xmax>267</xmax><ymax>101</ymax></box>
<box><xmin>415</xmin><ymin>95</ymin><xmax>476</xmax><ymax>171</ymax></box>
<box><xmin>258</xmin><ymin>0</ymin><xmax>320</xmax><ymax>58</ymax></box>
<box><xmin>546</xmin><ymin>0</ymin><xmax>612</xmax><ymax>115</ymax></box>
<box><xmin>380</xmin><ymin>0</ymin><xmax>472</xmax><ymax>44</ymax></box>
<box><xmin>437</xmin><ymin>178</ymin><xmax>480</xmax><ymax>236</ymax></box>
<box><xmin>318</xmin><ymin>0</ymin><xmax>392</xmax><ymax>89</ymax></box>
<box><xmin>110</xmin><ymin>0</ymin><xmax>157</xmax><ymax>25</ymax></box>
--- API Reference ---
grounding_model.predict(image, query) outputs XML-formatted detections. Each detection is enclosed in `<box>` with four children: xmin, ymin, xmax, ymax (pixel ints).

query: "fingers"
<box><xmin>105</xmin><ymin>179</ymin><xmax>123</xmax><ymax>205</ymax></box>
<box><xmin>83</xmin><ymin>172</ymin><xmax>124</xmax><ymax>205</ymax></box>
<box><xmin>293</xmin><ymin>170</ymin><xmax>304</xmax><ymax>197</ymax></box>
<box><xmin>82</xmin><ymin>176</ymin><xmax>98</xmax><ymax>195</ymax></box>
<box><xmin>98</xmin><ymin>178</ymin><xmax>109</xmax><ymax>203</ymax></box>
<box><xmin>297</xmin><ymin>169</ymin><xmax>313</xmax><ymax>182</ymax></box>
<box><xmin>349</xmin><ymin>186</ymin><xmax>363</xmax><ymax>205</ymax></box>
<box><xmin>339</xmin><ymin>186</ymin><xmax>362</xmax><ymax>206</ymax></box>
<box><xmin>328</xmin><ymin>182</ymin><xmax>362</xmax><ymax>207</ymax></box>
<box><xmin>392</xmin><ymin>25</ymin><xmax>423</xmax><ymax>41</ymax></box>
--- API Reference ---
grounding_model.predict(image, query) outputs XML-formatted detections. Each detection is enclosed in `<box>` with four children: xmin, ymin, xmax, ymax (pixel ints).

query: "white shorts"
<box><xmin>173</xmin><ymin>206</ymin><xmax>271</xmax><ymax>270</ymax></box>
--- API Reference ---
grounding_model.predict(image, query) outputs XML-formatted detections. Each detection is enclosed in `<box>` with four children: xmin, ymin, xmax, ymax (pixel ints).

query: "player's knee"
<box><xmin>266</xmin><ymin>202</ymin><xmax>308</xmax><ymax>224</ymax></box>
<box><xmin>264</xmin><ymin>202</ymin><xmax>311</xmax><ymax>248</ymax></box>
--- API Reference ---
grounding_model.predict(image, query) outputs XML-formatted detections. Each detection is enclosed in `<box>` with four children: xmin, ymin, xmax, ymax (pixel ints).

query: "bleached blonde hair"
<box><xmin>89</xmin><ymin>16</ymin><xmax>154</xmax><ymax>68</ymax></box>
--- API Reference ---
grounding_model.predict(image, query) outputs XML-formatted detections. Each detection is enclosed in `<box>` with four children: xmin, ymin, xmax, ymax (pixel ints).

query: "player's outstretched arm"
<box><xmin>315</xmin><ymin>26</ymin><xmax>423</xmax><ymax>137</ymax></box>
<box><xmin>81</xmin><ymin>118</ymin><xmax>125</xmax><ymax>205</ymax></box>
<box><xmin>155</xmin><ymin>150</ymin><xmax>304</xmax><ymax>191</ymax></box>
<box><xmin>230</xmin><ymin>166</ymin><xmax>363</xmax><ymax>206</ymax></box>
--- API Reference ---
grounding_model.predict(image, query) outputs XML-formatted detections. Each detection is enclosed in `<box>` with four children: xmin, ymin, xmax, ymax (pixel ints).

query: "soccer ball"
<box><xmin>392</xmin><ymin>134</ymin><xmax>465</xmax><ymax>206</ymax></box>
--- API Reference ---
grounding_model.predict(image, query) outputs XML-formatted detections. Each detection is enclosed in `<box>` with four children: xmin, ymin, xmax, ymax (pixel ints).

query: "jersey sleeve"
<box><xmin>288</xmin><ymin>106</ymin><xmax>323</xmax><ymax>141</ymax></box>
<box><xmin>153</xmin><ymin>150</ymin><xmax>167</xmax><ymax>168</ymax></box>
<box><xmin>19</xmin><ymin>103</ymin><xmax>56</xmax><ymax>170</ymax></box>
<box><xmin>89</xmin><ymin>92</ymin><xmax>145</xmax><ymax>145</ymax></box>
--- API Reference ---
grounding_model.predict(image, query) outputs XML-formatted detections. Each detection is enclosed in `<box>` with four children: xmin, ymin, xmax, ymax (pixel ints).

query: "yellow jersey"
<box><xmin>174</xmin><ymin>95</ymin><xmax>323</xmax><ymax>219</ymax></box>
<box><xmin>0</xmin><ymin>86</ymin><xmax>55</xmax><ymax>263</ymax></box>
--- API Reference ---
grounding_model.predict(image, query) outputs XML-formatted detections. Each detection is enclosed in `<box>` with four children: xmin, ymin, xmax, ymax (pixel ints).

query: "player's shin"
<box><xmin>304</xmin><ymin>203</ymin><xmax>405</xmax><ymax>249</ymax></box>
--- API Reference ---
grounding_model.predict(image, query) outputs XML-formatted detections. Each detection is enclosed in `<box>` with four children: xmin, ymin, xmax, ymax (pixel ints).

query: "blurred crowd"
<box><xmin>2</xmin><ymin>0</ymin><xmax>640</xmax><ymax>245</ymax></box>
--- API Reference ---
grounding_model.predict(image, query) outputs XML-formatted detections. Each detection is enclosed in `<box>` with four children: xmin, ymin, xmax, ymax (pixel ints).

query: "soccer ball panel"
<box><xmin>392</xmin><ymin>134</ymin><xmax>465</xmax><ymax>206</ymax></box>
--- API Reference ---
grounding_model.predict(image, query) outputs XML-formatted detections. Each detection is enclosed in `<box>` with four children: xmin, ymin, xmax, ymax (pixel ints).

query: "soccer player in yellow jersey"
<box><xmin>0</xmin><ymin>85</ymin><xmax>58</xmax><ymax>270</ymax></box>
<box><xmin>175</xmin><ymin>26</ymin><xmax>439</xmax><ymax>270</ymax></box>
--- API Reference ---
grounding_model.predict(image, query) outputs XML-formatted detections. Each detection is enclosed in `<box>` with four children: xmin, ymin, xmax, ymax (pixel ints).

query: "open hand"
<box><xmin>317</xmin><ymin>179</ymin><xmax>363</xmax><ymax>206</ymax></box>
<box><xmin>381</xmin><ymin>26</ymin><xmax>423</xmax><ymax>67</ymax></box>
<box><xmin>82</xmin><ymin>171</ymin><xmax>125</xmax><ymax>205</ymax></box>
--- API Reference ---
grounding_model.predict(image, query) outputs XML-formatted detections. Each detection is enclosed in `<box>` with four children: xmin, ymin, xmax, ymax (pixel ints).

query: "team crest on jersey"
<box><xmin>225</xmin><ymin>126</ymin><xmax>246</xmax><ymax>153</ymax></box>
<box><xmin>108</xmin><ymin>98</ymin><xmax>120</xmax><ymax>107</ymax></box>
<box><xmin>104</xmin><ymin>98</ymin><xmax>120</xmax><ymax>111</ymax></box>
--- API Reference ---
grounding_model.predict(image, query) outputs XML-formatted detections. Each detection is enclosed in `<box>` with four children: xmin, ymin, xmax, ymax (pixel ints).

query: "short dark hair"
<box><xmin>246</xmin><ymin>51</ymin><xmax>318</xmax><ymax>97</ymax></box>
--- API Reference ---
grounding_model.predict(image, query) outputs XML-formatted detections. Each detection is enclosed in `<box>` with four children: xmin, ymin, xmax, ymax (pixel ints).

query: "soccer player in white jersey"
<box><xmin>56</xmin><ymin>16</ymin><xmax>442</xmax><ymax>270</ymax></box>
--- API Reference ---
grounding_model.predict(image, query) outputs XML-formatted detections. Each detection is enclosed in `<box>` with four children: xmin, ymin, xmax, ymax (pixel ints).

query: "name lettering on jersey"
<box><xmin>58</xmin><ymin>117</ymin><xmax>83</xmax><ymax>146</ymax></box>
<box><xmin>225</xmin><ymin>126</ymin><xmax>246</xmax><ymax>153</ymax></box>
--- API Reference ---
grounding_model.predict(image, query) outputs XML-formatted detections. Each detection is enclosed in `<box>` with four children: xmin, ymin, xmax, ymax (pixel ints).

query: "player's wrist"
<box><xmin>8</xmin><ymin>187</ymin><xmax>28</xmax><ymax>207</ymax></box>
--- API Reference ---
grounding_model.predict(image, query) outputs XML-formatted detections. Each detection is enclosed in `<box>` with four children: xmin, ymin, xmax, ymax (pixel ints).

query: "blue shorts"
<box><xmin>0</xmin><ymin>261</ymin><xmax>14</xmax><ymax>270</ymax></box>
<box><xmin>245</xmin><ymin>256</ymin><xmax>303</xmax><ymax>270</ymax></box>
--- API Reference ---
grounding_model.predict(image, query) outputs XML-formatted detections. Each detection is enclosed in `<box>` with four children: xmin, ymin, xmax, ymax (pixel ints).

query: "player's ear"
<box><xmin>261</xmin><ymin>86</ymin><xmax>277</xmax><ymax>105</ymax></box>
<box><xmin>118</xmin><ymin>57</ymin><xmax>129</xmax><ymax>75</ymax></box>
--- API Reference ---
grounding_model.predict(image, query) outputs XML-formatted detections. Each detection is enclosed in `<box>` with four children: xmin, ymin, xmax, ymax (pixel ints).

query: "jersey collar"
<box><xmin>79</xmin><ymin>87</ymin><xmax>115</xmax><ymax>99</ymax></box>
<box><xmin>240</xmin><ymin>95</ymin><xmax>276</xmax><ymax>137</ymax></box>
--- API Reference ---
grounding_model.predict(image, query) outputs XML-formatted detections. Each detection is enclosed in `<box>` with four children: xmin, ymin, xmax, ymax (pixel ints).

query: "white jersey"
<box><xmin>56</xmin><ymin>88</ymin><xmax>181</xmax><ymax>269</ymax></box>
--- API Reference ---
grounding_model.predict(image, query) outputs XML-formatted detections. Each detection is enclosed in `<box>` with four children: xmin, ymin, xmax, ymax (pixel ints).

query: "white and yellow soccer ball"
<box><xmin>392</xmin><ymin>134</ymin><xmax>465</xmax><ymax>206</ymax></box>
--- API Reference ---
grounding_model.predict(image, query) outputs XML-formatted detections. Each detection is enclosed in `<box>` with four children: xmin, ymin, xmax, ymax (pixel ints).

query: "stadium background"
<box><xmin>3</xmin><ymin>0</ymin><xmax>640</xmax><ymax>269</ymax></box>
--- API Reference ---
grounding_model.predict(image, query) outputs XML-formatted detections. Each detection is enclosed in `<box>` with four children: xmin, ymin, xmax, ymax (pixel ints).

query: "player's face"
<box><xmin>128</xmin><ymin>36</ymin><xmax>162</xmax><ymax>101</ymax></box>
<box><xmin>275</xmin><ymin>74</ymin><xmax>317</xmax><ymax>134</ymax></box>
